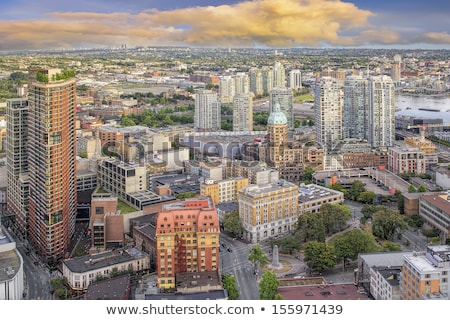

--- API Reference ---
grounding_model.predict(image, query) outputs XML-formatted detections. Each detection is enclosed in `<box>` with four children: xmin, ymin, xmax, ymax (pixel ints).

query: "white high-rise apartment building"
<box><xmin>269</xmin><ymin>88</ymin><xmax>294</xmax><ymax>130</ymax></box>
<box><xmin>368</xmin><ymin>75</ymin><xmax>395</xmax><ymax>148</ymax></box>
<box><xmin>234</xmin><ymin>72</ymin><xmax>250</xmax><ymax>95</ymax></box>
<box><xmin>233</xmin><ymin>93</ymin><xmax>253</xmax><ymax>132</ymax></box>
<box><xmin>314</xmin><ymin>77</ymin><xmax>343</xmax><ymax>148</ymax></box>
<box><xmin>273</xmin><ymin>61</ymin><xmax>286</xmax><ymax>88</ymax></box>
<box><xmin>194</xmin><ymin>90</ymin><xmax>221</xmax><ymax>132</ymax></box>
<box><xmin>218</xmin><ymin>76</ymin><xmax>235</xmax><ymax>104</ymax></box>
<box><xmin>6</xmin><ymin>98</ymin><xmax>29</xmax><ymax>237</ymax></box>
<box><xmin>262</xmin><ymin>66</ymin><xmax>274</xmax><ymax>95</ymax></box>
<box><xmin>249</xmin><ymin>68</ymin><xmax>263</xmax><ymax>97</ymax></box>
<box><xmin>343</xmin><ymin>75</ymin><xmax>369</xmax><ymax>140</ymax></box>
<box><xmin>288</xmin><ymin>69</ymin><xmax>302</xmax><ymax>90</ymax></box>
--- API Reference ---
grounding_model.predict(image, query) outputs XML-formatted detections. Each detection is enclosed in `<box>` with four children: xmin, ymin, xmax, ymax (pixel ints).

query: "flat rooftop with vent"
<box><xmin>0</xmin><ymin>225</ymin><xmax>23</xmax><ymax>300</ymax></box>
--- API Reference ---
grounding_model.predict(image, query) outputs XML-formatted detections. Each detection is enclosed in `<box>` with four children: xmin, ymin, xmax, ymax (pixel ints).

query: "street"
<box><xmin>220</xmin><ymin>233</ymin><xmax>260</xmax><ymax>300</ymax></box>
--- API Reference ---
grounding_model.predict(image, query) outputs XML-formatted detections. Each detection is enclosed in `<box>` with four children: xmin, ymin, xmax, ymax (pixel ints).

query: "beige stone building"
<box><xmin>238</xmin><ymin>180</ymin><xmax>299</xmax><ymax>243</ymax></box>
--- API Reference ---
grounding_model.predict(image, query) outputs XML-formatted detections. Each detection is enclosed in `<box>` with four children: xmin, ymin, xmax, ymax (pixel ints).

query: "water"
<box><xmin>395</xmin><ymin>94</ymin><xmax>450</xmax><ymax>123</ymax></box>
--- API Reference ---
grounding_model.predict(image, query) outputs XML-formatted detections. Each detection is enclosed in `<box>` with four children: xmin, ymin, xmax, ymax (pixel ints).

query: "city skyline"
<box><xmin>0</xmin><ymin>0</ymin><xmax>450</xmax><ymax>50</ymax></box>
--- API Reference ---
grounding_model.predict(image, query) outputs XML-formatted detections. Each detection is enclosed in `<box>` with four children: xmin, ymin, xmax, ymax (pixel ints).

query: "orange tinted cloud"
<box><xmin>0</xmin><ymin>0</ymin><xmax>441</xmax><ymax>49</ymax></box>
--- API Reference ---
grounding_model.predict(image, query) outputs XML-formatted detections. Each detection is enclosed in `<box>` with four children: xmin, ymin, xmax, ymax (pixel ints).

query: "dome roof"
<box><xmin>267</xmin><ymin>103</ymin><xmax>287</xmax><ymax>125</ymax></box>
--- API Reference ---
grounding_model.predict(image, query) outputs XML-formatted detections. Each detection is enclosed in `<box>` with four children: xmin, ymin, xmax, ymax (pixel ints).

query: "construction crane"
<box><xmin>407</xmin><ymin>123</ymin><xmax>450</xmax><ymax>142</ymax></box>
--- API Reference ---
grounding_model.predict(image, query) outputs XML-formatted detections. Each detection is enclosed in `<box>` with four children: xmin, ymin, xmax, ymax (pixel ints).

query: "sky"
<box><xmin>0</xmin><ymin>0</ymin><xmax>450</xmax><ymax>50</ymax></box>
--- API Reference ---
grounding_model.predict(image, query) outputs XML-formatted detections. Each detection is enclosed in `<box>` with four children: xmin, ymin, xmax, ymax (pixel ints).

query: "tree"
<box><xmin>361</xmin><ymin>204</ymin><xmax>385</xmax><ymax>221</ymax></box>
<box><xmin>222</xmin><ymin>274</ymin><xmax>239</xmax><ymax>300</ymax></box>
<box><xmin>222</xmin><ymin>210</ymin><xmax>244</xmax><ymax>236</ymax></box>
<box><xmin>395</xmin><ymin>190</ymin><xmax>404</xmax><ymax>214</ymax></box>
<box><xmin>372</xmin><ymin>208</ymin><xmax>408</xmax><ymax>241</ymax></box>
<box><xmin>417</xmin><ymin>184</ymin><xmax>427</xmax><ymax>192</ymax></box>
<box><xmin>248</xmin><ymin>244</ymin><xmax>269</xmax><ymax>270</ymax></box>
<box><xmin>381</xmin><ymin>241</ymin><xmax>402</xmax><ymax>252</ymax></box>
<box><xmin>295</xmin><ymin>211</ymin><xmax>326</xmax><ymax>242</ymax></box>
<box><xmin>54</xmin><ymin>287</ymin><xmax>70</xmax><ymax>300</ymax></box>
<box><xmin>259</xmin><ymin>271</ymin><xmax>279</xmax><ymax>300</ymax></box>
<box><xmin>347</xmin><ymin>180</ymin><xmax>366</xmax><ymax>201</ymax></box>
<box><xmin>357</xmin><ymin>191</ymin><xmax>376</xmax><ymax>204</ymax></box>
<box><xmin>270</xmin><ymin>236</ymin><xmax>302</xmax><ymax>254</ymax></box>
<box><xmin>303</xmin><ymin>241</ymin><xmax>335</xmax><ymax>273</ymax></box>
<box><xmin>318</xmin><ymin>203</ymin><xmax>352</xmax><ymax>236</ymax></box>
<box><xmin>408</xmin><ymin>214</ymin><xmax>424</xmax><ymax>228</ymax></box>
<box><xmin>333</xmin><ymin>229</ymin><xmax>379</xmax><ymax>267</ymax></box>
<box><xmin>408</xmin><ymin>185</ymin><xmax>417</xmax><ymax>193</ymax></box>
<box><xmin>302</xmin><ymin>166</ymin><xmax>315</xmax><ymax>183</ymax></box>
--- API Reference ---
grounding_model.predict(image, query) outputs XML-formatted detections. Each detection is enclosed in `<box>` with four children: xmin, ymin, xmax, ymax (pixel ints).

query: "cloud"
<box><xmin>418</xmin><ymin>32</ymin><xmax>450</xmax><ymax>44</ymax></box>
<box><xmin>0</xmin><ymin>0</ymin><xmax>445</xmax><ymax>50</ymax></box>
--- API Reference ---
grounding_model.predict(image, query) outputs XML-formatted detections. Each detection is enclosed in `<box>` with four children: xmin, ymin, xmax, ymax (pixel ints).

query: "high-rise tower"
<box><xmin>288</xmin><ymin>69</ymin><xmax>302</xmax><ymax>90</ymax></box>
<box><xmin>368</xmin><ymin>75</ymin><xmax>395</xmax><ymax>149</ymax></box>
<box><xmin>343</xmin><ymin>75</ymin><xmax>369</xmax><ymax>140</ymax></box>
<box><xmin>314</xmin><ymin>77</ymin><xmax>343</xmax><ymax>148</ymax></box>
<box><xmin>6</xmin><ymin>98</ymin><xmax>29</xmax><ymax>237</ymax></box>
<box><xmin>233</xmin><ymin>93</ymin><xmax>253</xmax><ymax>132</ymax></box>
<box><xmin>194</xmin><ymin>89</ymin><xmax>221</xmax><ymax>132</ymax></box>
<box><xmin>273</xmin><ymin>61</ymin><xmax>286</xmax><ymax>88</ymax></box>
<box><xmin>27</xmin><ymin>68</ymin><xmax>77</xmax><ymax>261</ymax></box>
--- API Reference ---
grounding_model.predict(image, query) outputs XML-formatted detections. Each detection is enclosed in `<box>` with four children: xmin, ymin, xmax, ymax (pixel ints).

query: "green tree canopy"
<box><xmin>222</xmin><ymin>210</ymin><xmax>244</xmax><ymax>236</ymax></box>
<box><xmin>270</xmin><ymin>236</ymin><xmax>302</xmax><ymax>255</ymax></box>
<box><xmin>303</xmin><ymin>241</ymin><xmax>335</xmax><ymax>273</ymax></box>
<box><xmin>332</xmin><ymin>229</ymin><xmax>379</xmax><ymax>263</ymax></box>
<box><xmin>302</xmin><ymin>166</ymin><xmax>315</xmax><ymax>182</ymax></box>
<box><xmin>222</xmin><ymin>274</ymin><xmax>239</xmax><ymax>300</ymax></box>
<box><xmin>417</xmin><ymin>184</ymin><xmax>427</xmax><ymax>192</ymax></box>
<box><xmin>259</xmin><ymin>271</ymin><xmax>280</xmax><ymax>300</ymax></box>
<box><xmin>357</xmin><ymin>191</ymin><xmax>376</xmax><ymax>204</ymax></box>
<box><xmin>372</xmin><ymin>208</ymin><xmax>408</xmax><ymax>241</ymax></box>
<box><xmin>347</xmin><ymin>180</ymin><xmax>366</xmax><ymax>201</ymax></box>
<box><xmin>248</xmin><ymin>244</ymin><xmax>269</xmax><ymax>269</ymax></box>
<box><xmin>295</xmin><ymin>211</ymin><xmax>326</xmax><ymax>243</ymax></box>
<box><xmin>318</xmin><ymin>203</ymin><xmax>352</xmax><ymax>236</ymax></box>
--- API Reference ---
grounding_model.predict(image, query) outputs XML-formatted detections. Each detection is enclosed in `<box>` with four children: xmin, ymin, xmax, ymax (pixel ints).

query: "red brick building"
<box><xmin>155</xmin><ymin>197</ymin><xmax>220</xmax><ymax>289</ymax></box>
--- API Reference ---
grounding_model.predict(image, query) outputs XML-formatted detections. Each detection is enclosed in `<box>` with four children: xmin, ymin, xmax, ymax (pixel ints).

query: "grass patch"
<box><xmin>96</xmin><ymin>187</ymin><xmax>109</xmax><ymax>194</ymax></box>
<box><xmin>117</xmin><ymin>200</ymin><xmax>139</xmax><ymax>214</ymax></box>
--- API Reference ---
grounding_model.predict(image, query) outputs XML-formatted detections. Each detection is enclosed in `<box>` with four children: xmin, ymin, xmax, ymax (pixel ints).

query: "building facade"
<box><xmin>200</xmin><ymin>177</ymin><xmax>249</xmax><ymax>204</ymax></box>
<box><xmin>155</xmin><ymin>197</ymin><xmax>220</xmax><ymax>289</ymax></box>
<box><xmin>6</xmin><ymin>98</ymin><xmax>29</xmax><ymax>236</ymax></box>
<box><xmin>238</xmin><ymin>180</ymin><xmax>299</xmax><ymax>243</ymax></box>
<box><xmin>401</xmin><ymin>245</ymin><xmax>450</xmax><ymax>300</ymax></box>
<box><xmin>232</xmin><ymin>93</ymin><xmax>253</xmax><ymax>132</ymax></box>
<box><xmin>368</xmin><ymin>75</ymin><xmax>395</xmax><ymax>149</ymax></box>
<box><xmin>194</xmin><ymin>90</ymin><xmax>221</xmax><ymax>132</ymax></box>
<box><xmin>27</xmin><ymin>68</ymin><xmax>78</xmax><ymax>261</ymax></box>
<box><xmin>314</xmin><ymin>77</ymin><xmax>343</xmax><ymax>149</ymax></box>
<box><xmin>343</xmin><ymin>75</ymin><xmax>369</xmax><ymax>140</ymax></box>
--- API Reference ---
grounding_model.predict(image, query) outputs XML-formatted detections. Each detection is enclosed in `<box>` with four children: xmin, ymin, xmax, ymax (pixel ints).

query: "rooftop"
<box><xmin>298</xmin><ymin>184</ymin><xmax>344</xmax><ymax>203</ymax></box>
<box><xmin>63</xmin><ymin>248</ymin><xmax>148</xmax><ymax>273</ymax></box>
<box><xmin>240</xmin><ymin>180</ymin><xmax>298</xmax><ymax>196</ymax></box>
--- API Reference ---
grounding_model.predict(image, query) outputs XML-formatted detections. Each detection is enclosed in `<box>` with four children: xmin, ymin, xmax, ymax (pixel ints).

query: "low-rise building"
<box><xmin>298</xmin><ymin>184</ymin><xmax>345</xmax><ymax>213</ymax></box>
<box><xmin>388</xmin><ymin>144</ymin><xmax>426</xmax><ymax>175</ymax></box>
<box><xmin>0</xmin><ymin>227</ymin><xmax>24</xmax><ymax>300</ymax></box>
<box><xmin>401</xmin><ymin>245</ymin><xmax>450</xmax><ymax>300</ymax></box>
<box><xmin>62</xmin><ymin>247</ymin><xmax>150</xmax><ymax>292</ymax></box>
<box><xmin>419</xmin><ymin>192</ymin><xmax>450</xmax><ymax>242</ymax></box>
<box><xmin>200</xmin><ymin>177</ymin><xmax>249</xmax><ymax>204</ymax></box>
